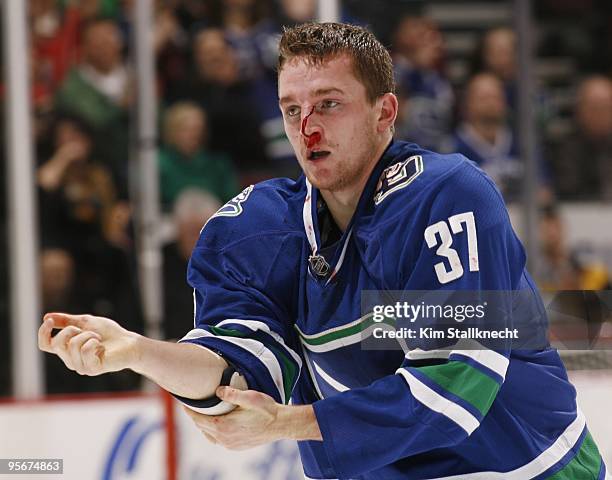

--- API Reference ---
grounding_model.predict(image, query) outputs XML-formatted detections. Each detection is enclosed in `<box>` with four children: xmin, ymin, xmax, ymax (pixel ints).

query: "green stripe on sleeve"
<box><xmin>417</xmin><ymin>360</ymin><xmax>500</xmax><ymax>416</ymax></box>
<box><xmin>546</xmin><ymin>432</ymin><xmax>603</xmax><ymax>479</ymax></box>
<box><xmin>209</xmin><ymin>326</ymin><xmax>298</xmax><ymax>403</ymax></box>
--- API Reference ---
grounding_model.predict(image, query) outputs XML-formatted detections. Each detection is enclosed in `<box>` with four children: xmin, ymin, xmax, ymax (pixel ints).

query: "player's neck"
<box><xmin>319</xmin><ymin>190</ymin><xmax>357</xmax><ymax>232</ymax></box>
<box><xmin>320</xmin><ymin>136</ymin><xmax>392</xmax><ymax>232</ymax></box>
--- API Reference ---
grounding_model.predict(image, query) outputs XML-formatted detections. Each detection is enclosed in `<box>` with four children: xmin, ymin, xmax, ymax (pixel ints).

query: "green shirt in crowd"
<box><xmin>158</xmin><ymin>147</ymin><xmax>239</xmax><ymax>209</ymax></box>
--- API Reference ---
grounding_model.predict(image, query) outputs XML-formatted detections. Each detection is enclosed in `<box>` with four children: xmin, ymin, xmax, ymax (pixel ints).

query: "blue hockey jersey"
<box><xmin>178</xmin><ymin>141</ymin><xmax>606</xmax><ymax>479</ymax></box>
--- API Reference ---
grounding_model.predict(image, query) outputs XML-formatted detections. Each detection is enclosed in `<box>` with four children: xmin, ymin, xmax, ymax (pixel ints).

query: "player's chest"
<box><xmin>292</xmin><ymin>239</ymin><xmax>388</xmax><ymax>361</ymax></box>
<box><xmin>293</xmin><ymin>250</ymin><xmax>404</xmax><ymax>397</ymax></box>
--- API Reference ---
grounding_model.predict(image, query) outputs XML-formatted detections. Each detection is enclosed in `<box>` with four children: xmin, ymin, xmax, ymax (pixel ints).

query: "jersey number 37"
<box><xmin>424</xmin><ymin>211</ymin><xmax>479</xmax><ymax>284</ymax></box>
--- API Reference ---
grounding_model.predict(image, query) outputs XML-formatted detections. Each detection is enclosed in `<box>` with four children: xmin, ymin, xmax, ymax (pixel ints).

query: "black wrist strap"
<box><xmin>171</xmin><ymin>364</ymin><xmax>237</xmax><ymax>408</ymax></box>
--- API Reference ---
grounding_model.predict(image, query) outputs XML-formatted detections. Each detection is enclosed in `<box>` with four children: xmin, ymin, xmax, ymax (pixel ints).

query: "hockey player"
<box><xmin>39</xmin><ymin>23</ymin><xmax>606</xmax><ymax>479</ymax></box>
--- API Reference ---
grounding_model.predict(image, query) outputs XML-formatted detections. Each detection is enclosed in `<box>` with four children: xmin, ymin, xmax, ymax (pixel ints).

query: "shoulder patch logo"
<box><xmin>200</xmin><ymin>185</ymin><xmax>255</xmax><ymax>233</ymax></box>
<box><xmin>374</xmin><ymin>155</ymin><xmax>424</xmax><ymax>205</ymax></box>
<box><xmin>215</xmin><ymin>185</ymin><xmax>254</xmax><ymax>218</ymax></box>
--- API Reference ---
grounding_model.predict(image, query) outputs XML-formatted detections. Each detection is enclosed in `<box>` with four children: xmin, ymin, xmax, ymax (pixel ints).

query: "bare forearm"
<box><xmin>38</xmin><ymin>155</ymin><xmax>70</xmax><ymax>191</ymax></box>
<box><xmin>131</xmin><ymin>335</ymin><xmax>228</xmax><ymax>399</ymax></box>
<box><xmin>276</xmin><ymin>404</ymin><xmax>322</xmax><ymax>441</ymax></box>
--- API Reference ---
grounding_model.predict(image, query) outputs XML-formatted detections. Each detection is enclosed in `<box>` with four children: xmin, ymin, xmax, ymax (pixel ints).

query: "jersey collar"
<box><xmin>302</xmin><ymin>140</ymin><xmax>402</xmax><ymax>283</ymax></box>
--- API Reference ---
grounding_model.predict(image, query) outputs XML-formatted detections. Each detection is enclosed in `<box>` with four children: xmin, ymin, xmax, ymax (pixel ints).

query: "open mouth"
<box><xmin>307</xmin><ymin>150</ymin><xmax>331</xmax><ymax>161</ymax></box>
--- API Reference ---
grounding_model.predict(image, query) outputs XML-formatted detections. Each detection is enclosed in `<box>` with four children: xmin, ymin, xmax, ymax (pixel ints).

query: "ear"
<box><xmin>376</xmin><ymin>93</ymin><xmax>399</xmax><ymax>133</ymax></box>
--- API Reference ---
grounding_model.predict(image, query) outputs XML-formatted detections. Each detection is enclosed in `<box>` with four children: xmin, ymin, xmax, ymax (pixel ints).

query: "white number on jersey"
<box><xmin>424</xmin><ymin>211</ymin><xmax>479</xmax><ymax>284</ymax></box>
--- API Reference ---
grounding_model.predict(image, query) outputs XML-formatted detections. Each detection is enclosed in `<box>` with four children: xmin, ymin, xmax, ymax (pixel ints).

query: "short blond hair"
<box><xmin>173</xmin><ymin>188</ymin><xmax>222</xmax><ymax>224</ymax></box>
<box><xmin>163</xmin><ymin>102</ymin><xmax>206</xmax><ymax>146</ymax></box>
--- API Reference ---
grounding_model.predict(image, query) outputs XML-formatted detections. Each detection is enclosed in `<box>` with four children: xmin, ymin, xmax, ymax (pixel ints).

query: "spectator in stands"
<box><xmin>535</xmin><ymin>204</ymin><xmax>611</xmax><ymax>346</ymax></box>
<box><xmin>159</xmin><ymin>101</ymin><xmax>238</xmax><ymax>209</ymax></box>
<box><xmin>537</xmin><ymin>204</ymin><xmax>611</xmax><ymax>290</ymax></box>
<box><xmin>442</xmin><ymin>73</ymin><xmax>523</xmax><ymax>202</ymax></box>
<box><xmin>277</xmin><ymin>0</ymin><xmax>317</xmax><ymax>25</ymax></box>
<box><xmin>173</xmin><ymin>0</ymin><xmax>214</xmax><ymax>35</ymax></box>
<box><xmin>217</xmin><ymin>0</ymin><xmax>277</xmax><ymax>81</ymax></box>
<box><xmin>37</xmin><ymin>114</ymin><xmax>141</xmax><ymax>324</ymax></box>
<box><xmin>550</xmin><ymin>75</ymin><xmax>612</xmax><ymax>201</ymax></box>
<box><xmin>163</xmin><ymin>189</ymin><xmax>221</xmax><ymax>340</ymax></box>
<box><xmin>37</xmin><ymin>114</ymin><xmax>117</xmax><ymax>246</ymax></box>
<box><xmin>391</xmin><ymin>15</ymin><xmax>454</xmax><ymax>150</ymax></box>
<box><xmin>471</xmin><ymin>26</ymin><xmax>553</xmax><ymax>131</ymax></box>
<box><xmin>214</xmin><ymin>0</ymin><xmax>283</xmax><ymax>179</ymax></box>
<box><xmin>473</xmin><ymin>27</ymin><xmax>517</xmax><ymax>107</ymax></box>
<box><xmin>29</xmin><ymin>0</ymin><xmax>81</xmax><ymax>91</ymax></box>
<box><xmin>537</xmin><ymin>204</ymin><xmax>582</xmax><ymax>291</ymax></box>
<box><xmin>29</xmin><ymin>0</ymin><xmax>82</xmax><ymax>157</ymax></box>
<box><xmin>54</xmin><ymin>18</ymin><xmax>131</xmax><ymax>198</ymax></box>
<box><xmin>166</xmin><ymin>28</ymin><xmax>268</xmax><ymax>175</ymax></box>
<box><xmin>154</xmin><ymin>2</ymin><xmax>190</xmax><ymax>97</ymax></box>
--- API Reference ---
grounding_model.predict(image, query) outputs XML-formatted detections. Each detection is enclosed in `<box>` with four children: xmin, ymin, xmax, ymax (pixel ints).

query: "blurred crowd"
<box><xmin>0</xmin><ymin>0</ymin><xmax>611</xmax><ymax>395</ymax></box>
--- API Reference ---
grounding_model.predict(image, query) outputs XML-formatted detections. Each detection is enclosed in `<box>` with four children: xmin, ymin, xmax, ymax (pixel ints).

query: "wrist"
<box><xmin>276</xmin><ymin>404</ymin><xmax>322</xmax><ymax>442</ymax></box>
<box><xmin>127</xmin><ymin>332</ymin><xmax>147</xmax><ymax>373</ymax></box>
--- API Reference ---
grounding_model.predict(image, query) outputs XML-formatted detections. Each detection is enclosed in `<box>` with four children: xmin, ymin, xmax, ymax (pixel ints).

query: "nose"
<box><xmin>301</xmin><ymin>106</ymin><xmax>322</xmax><ymax>148</ymax></box>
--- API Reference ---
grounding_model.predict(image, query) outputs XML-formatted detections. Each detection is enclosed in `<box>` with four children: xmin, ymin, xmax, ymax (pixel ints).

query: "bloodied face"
<box><xmin>278</xmin><ymin>54</ymin><xmax>395</xmax><ymax>193</ymax></box>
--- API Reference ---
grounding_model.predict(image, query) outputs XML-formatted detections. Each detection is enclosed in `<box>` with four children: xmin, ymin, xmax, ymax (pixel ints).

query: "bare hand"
<box><xmin>38</xmin><ymin>313</ymin><xmax>139</xmax><ymax>376</ymax></box>
<box><xmin>182</xmin><ymin>387</ymin><xmax>282</xmax><ymax>450</ymax></box>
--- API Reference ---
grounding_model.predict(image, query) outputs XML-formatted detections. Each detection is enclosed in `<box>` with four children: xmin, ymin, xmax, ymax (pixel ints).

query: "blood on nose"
<box><xmin>301</xmin><ymin>106</ymin><xmax>321</xmax><ymax>148</ymax></box>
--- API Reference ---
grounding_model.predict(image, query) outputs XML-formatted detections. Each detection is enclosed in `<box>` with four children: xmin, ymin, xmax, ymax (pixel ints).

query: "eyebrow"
<box><xmin>279</xmin><ymin>87</ymin><xmax>346</xmax><ymax>105</ymax></box>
